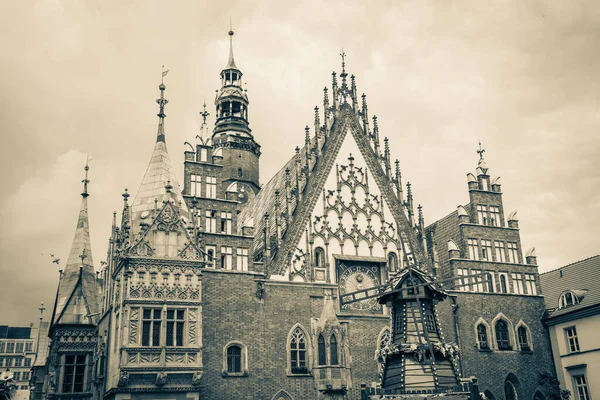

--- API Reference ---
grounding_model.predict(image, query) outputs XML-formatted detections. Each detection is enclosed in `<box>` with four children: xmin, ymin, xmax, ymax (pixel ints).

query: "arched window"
<box><xmin>314</xmin><ymin>247</ymin><xmax>325</xmax><ymax>268</ymax></box>
<box><xmin>330</xmin><ymin>334</ymin><xmax>339</xmax><ymax>365</ymax></box>
<box><xmin>379</xmin><ymin>328</ymin><xmax>391</xmax><ymax>349</ymax></box>
<box><xmin>238</xmin><ymin>168</ymin><xmax>243</xmax><ymax>177</ymax></box>
<box><xmin>504</xmin><ymin>381</ymin><xmax>518</xmax><ymax>400</ymax></box>
<box><xmin>477</xmin><ymin>324</ymin><xmax>489</xmax><ymax>349</ymax></box>
<box><xmin>317</xmin><ymin>334</ymin><xmax>326</xmax><ymax>366</ymax></box>
<box><xmin>495</xmin><ymin>320</ymin><xmax>511</xmax><ymax>350</ymax></box>
<box><xmin>500</xmin><ymin>274</ymin><xmax>508</xmax><ymax>293</ymax></box>
<box><xmin>222</xmin><ymin>341</ymin><xmax>248</xmax><ymax>377</ymax></box>
<box><xmin>272</xmin><ymin>390</ymin><xmax>294</xmax><ymax>400</ymax></box>
<box><xmin>559</xmin><ymin>291</ymin><xmax>580</xmax><ymax>309</ymax></box>
<box><xmin>486</xmin><ymin>273</ymin><xmax>495</xmax><ymax>292</ymax></box>
<box><xmin>227</xmin><ymin>345</ymin><xmax>242</xmax><ymax>373</ymax></box>
<box><xmin>289</xmin><ymin>326</ymin><xmax>309</xmax><ymax>374</ymax></box>
<box><xmin>387</xmin><ymin>252</ymin><xmax>398</xmax><ymax>272</ymax></box>
<box><xmin>517</xmin><ymin>326</ymin><xmax>530</xmax><ymax>351</ymax></box>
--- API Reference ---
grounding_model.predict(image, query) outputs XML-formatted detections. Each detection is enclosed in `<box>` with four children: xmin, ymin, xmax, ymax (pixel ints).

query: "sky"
<box><xmin>0</xmin><ymin>0</ymin><xmax>598</xmax><ymax>326</ymax></box>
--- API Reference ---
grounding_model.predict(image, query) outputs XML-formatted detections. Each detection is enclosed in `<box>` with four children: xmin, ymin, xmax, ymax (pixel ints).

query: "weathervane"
<box><xmin>200</xmin><ymin>101</ymin><xmax>210</xmax><ymax>124</ymax></box>
<box><xmin>161</xmin><ymin>65</ymin><xmax>170</xmax><ymax>84</ymax></box>
<box><xmin>477</xmin><ymin>140</ymin><xmax>485</xmax><ymax>160</ymax></box>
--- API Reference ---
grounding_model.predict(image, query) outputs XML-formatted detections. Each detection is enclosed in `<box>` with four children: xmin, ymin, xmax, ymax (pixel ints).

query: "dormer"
<box><xmin>558</xmin><ymin>290</ymin><xmax>587</xmax><ymax>309</ymax></box>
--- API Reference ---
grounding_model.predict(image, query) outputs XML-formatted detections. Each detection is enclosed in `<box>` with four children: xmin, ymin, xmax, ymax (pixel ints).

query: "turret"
<box><xmin>212</xmin><ymin>28</ymin><xmax>261</xmax><ymax>195</ymax></box>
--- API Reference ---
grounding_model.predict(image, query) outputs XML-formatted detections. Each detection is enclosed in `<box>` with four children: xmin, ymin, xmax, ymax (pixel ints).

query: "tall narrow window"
<box><xmin>495</xmin><ymin>320</ymin><xmax>511</xmax><ymax>350</ymax></box>
<box><xmin>220</xmin><ymin>211</ymin><xmax>233</xmax><ymax>234</ymax></box>
<box><xmin>62</xmin><ymin>355</ymin><xmax>86</xmax><ymax>393</ymax></box>
<box><xmin>511</xmin><ymin>273</ymin><xmax>524</xmax><ymax>294</ymax></box>
<box><xmin>477</xmin><ymin>324</ymin><xmax>489</xmax><ymax>349</ymax></box>
<box><xmin>25</xmin><ymin>342</ymin><xmax>33</xmax><ymax>352</ymax></box>
<box><xmin>236</xmin><ymin>248</ymin><xmax>249</xmax><ymax>271</ymax></box>
<box><xmin>15</xmin><ymin>343</ymin><xmax>23</xmax><ymax>353</ymax></box>
<box><xmin>205</xmin><ymin>210</ymin><xmax>217</xmax><ymax>233</ymax></box>
<box><xmin>317</xmin><ymin>335</ymin><xmax>326</xmax><ymax>366</ymax></box>
<box><xmin>190</xmin><ymin>174</ymin><xmax>202</xmax><ymax>197</ymax></box>
<box><xmin>220</xmin><ymin>247</ymin><xmax>233</xmax><ymax>269</ymax></box>
<box><xmin>166</xmin><ymin>309</ymin><xmax>185</xmax><ymax>347</ymax></box>
<box><xmin>486</xmin><ymin>271</ymin><xmax>495</xmax><ymax>293</ymax></box>
<box><xmin>574</xmin><ymin>375</ymin><xmax>590</xmax><ymax>400</ymax></box>
<box><xmin>387</xmin><ymin>252</ymin><xmax>398</xmax><ymax>272</ymax></box>
<box><xmin>6</xmin><ymin>342</ymin><xmax>14</xmax><ymax>353</ymax></box>
<box><xmin>206</xmin><ymin>176</ymin><xmax>217</xmax><ymax>199</ymax></box>
<box><xmin>315</xmin><ymin>247</ymin><xmax>326</xmax><ymax>268</ymax></box>
<box><xmin>199</xmin><ymin>147</ymin><xmax>208</xmax><ymax>162</ymax></box>
<box><xmin>477</xmin><ymin>205</ymin><xmax>488</xmax><ymax>225</ymax></box>
<box><xmin>206</xmin><ymin>246</ymin><xmax>216</xmax><ymax>267</ymax></box>
<box><xmin>290</xmin><ymin>328</ymin><xmax>308</xmax><ymax>374</ymax></box>
<box><xmin>0</xmin><ymin>342</ymin><xmax>5</xmax><ymax>353</ymax></box>
<box><xmin>565</xmin><ymin>327</ymin><xmax>580</xmax><ymax>353</ymax></box>
<box><xmin>330</xmin><ymin>335</ymin><xmax>339</xmax><ymax>365</ymax></box>
<box><xmin>499</xmin><ymin>274</ymin><xmax>509</xmax><ymax>293</ymax></box>
<box><xmin>425</xmin><ymin>312</ymin><xmax>437</xmax><ymax>332</ymax></box>
<box><xmin>524</xmin><ymin>274</ymin><xmax>537</xmax><ymax>295</ymax></box>
<box><xmin>237</xmin><ymin>168</ymin><xmax>243</xmax><ymax>177</ymax></box>
<box><xmin>142</xmin><ymin>309</ymin><xmax>161</xmax><ymax>346</ymax></box>
<box><xmin>494</xmin><ymin>241</ymin><xmax>506</xmax><ymax>262</ymax></box>
<box><xmin>226</xmin><ymin>345</ymin><xmax>242</xmax><ymax>373</ymax></box>
<box><xmin>481</xmin><ymin>240</ymin><xmax>493</xmax><ymax>261</ymax></box>
<box><xmin>517</xmin><ymin>326</ymin><xmax>530</xmax><ymax>351</ymax></box>
<box><xmin>489</xmin><ymin>206</ymin><xmax>502</xmax><ymax>227</ymax></box>
<box><xmin>467</xmin><ymin>239</ymin><xmax>479</xmax><ymax>260</ymax></box>
<box><xmin>507</xmin><ymin>242</ymin><xmax>519</xmax><ymax>263</ymax></box>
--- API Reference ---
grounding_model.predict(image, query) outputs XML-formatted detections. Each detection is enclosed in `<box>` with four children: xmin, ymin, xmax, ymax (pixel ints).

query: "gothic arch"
<box><xmin>272</xmin><ymin>389</ymin><xmax>293</xmax><ymax>400</ymax></box>
<box><xmin>491</xmin><ymin>313</ymin><xmax>515</xmax><ymax>350</ymax></box>
<box><xmin>222</xmin><ymin>340</ymin><xmax>249</xmax><ymax>376</ymax></box>
<box><xmin>286</xmin><ymin>324</ymin><xmax>312</xmax><ymax>375</ymax></box>
<box><xmin>473</xmin><ymin>317</ymin><xmax>492</xmax><ymax>350</ymax></box>
<box><xmin>515</xmin><ymin>320</ymin><xmax>534</xmax><ymax>351</ymax></box>
<box><xmin>505</xmin><ymin>374</ymin><xmax>520</xmax><ymax>400</ymax></box>
<box><xmin>377</xmin><ymin>326</ymin><xmax>392</xmax><ymax>349</ymax></box>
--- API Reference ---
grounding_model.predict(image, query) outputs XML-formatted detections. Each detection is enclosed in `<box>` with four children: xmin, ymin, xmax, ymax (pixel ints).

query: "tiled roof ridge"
<box><xmin>540</xmin><ymin>254</ymin><xmax>600</xmax><ymax>275</ymax></box>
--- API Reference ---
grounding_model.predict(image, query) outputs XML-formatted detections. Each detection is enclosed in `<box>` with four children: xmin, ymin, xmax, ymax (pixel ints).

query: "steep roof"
<box><xmin>131</xmin><ymin>84</ymin><xmax>188</xmax><ymax>236</ymax></box>
<box><xmin>540</xmin><ymin>254</ymin><xmax>600</xmax><ymax>319</ymax></box>
<box><xmin>52</xmin><ymin>177</ymin><xmax>99</xmax><ymax>326</ymax></box>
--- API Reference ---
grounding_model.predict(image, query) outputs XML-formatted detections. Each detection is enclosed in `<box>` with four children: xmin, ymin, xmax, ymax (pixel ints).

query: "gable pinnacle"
<box><xmin>200</xmin><ymin>101</ymin><xmax>210</xmax><ymax>124</ymax></box>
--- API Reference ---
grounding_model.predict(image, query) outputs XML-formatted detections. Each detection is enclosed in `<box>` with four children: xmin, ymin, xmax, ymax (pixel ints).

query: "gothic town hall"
<box><xmin>32</xmin><ymin>30</ymin><xmax>556</xmax><ymax>400</ymax></box>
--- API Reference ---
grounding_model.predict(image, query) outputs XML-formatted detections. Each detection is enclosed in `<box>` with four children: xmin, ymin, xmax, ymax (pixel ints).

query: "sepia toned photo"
<box><xmin>0</xmin><ymin>2</ymin><xmax>598</xmax><ymax>400</ymax></box>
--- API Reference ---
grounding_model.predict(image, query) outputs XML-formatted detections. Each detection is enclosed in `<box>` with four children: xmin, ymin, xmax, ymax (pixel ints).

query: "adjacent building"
<box><xmin>0</xmin><ymin>325</ymin><xmax>38</xmax><ymax>400</ymax></box>
<box><xmin>540</xmin><ymin>255</ymin><xmax>600</xmax><ymax>400</ymax></box>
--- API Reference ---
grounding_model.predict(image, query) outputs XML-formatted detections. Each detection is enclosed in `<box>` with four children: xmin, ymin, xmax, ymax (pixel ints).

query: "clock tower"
<box><xmin>213</xmin><ymin>28</ymin><xmax>261</xmax><ymax>200</ymax></box>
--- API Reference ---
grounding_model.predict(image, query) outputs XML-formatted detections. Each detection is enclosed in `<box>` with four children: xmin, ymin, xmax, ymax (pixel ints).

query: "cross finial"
<box><xmin>200</xmin><ymin>101</ymin><xmax>210</xmax><ymax>124</ymax></box>
<box><xmin>477</xmin><ymin>140</ymin><xmax>485</xmax><ymax>160</ymax></box>
<box><xmin>38</xmin><ymin>302</ymin><xmax>46</xmax><ymax>320</ymax></box>
<box><xmin>79</xmin><ymin>249</ymin><xmax>87</xmax><ymax>264</ymax></box>
<box><xmin>340</xmin><ymin>49</ymin><xmax>346</xmax><ymax>73</ymax></box>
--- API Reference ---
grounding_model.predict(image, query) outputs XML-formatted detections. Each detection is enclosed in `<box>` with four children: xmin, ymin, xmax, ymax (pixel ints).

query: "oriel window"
<box><xmin>142</xmin><ymin>309</ymin><xmax>162</xmax><ymax>346</ymax></box>
<box><xmin>166</xmin><ymin>309</ymin><xmax>185</xmax><ymax>347</ymax></box>
<box><xmin>62</xmin><ymin>355</ymin><xmax>86</xmax><ymax>393</ymax></box>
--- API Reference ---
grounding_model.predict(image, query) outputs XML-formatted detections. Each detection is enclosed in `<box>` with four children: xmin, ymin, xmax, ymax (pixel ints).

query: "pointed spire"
<box><xmin>226</xmin><ymin>22</ymin><xmax>238</xmax><ymax>69</ymax></box>
<box><xmin>331</xmin><ymin>72</ymin><xmax>338</xmax><ymax>110</ymax></box>
<box><xmin>53</xmin><ymin>162</ymin><xmax>99</xmax><ymax>325</ymax></box>
<box><xmin>394</xmin><ymin>159</ymin><xmax>404</xmax><ymax>203</ymax></box>
<box><xmin>361</xmin><ymin>94</ymin><xmax>370</xmax><ymax>136</ymax></box>
<box><xmin>323</xmin><ymin>87</ymin><xmax>330</xmax><ymax>123</ymax></box>
<box><xmin>384</xmin><ymin>137</ymin><xmax>392</xmax><ymax>177</ymax></box>
<box><xmin>351</xmin><ymin>75</ymin><xmax>358</xmax><ymax>110</ymax></box>
<box><xmin>406</xmin><ymin>182</ymin><xmax>415</xmax><ymax>226</ymax></box>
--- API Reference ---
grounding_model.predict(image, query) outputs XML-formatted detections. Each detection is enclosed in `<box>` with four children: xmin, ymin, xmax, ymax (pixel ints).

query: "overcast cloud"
<box><xmin>0</xmin><ymin>0</ymin><xmax>598</xmax><ymax>325</ymax></box>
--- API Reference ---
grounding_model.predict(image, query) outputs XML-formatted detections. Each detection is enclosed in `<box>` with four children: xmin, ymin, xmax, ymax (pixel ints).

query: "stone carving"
<box><xmin>255</xmin><ymin>282</ymin><xmax>265</xmax><ymax>300</ymax></box>
<box><xmin>155</xmin><ymin>372</ymin><xmax>168</xmax><ymax>387</ymax></box>
<box><xmin>191</xmin><ymin>371</ymin><xmax>203</xmax><ymax>386</ymax></box>
<box><xmin>117</xmin><ymin>371</ymin><xmax>129</xmax><ymax>387</ymax></box>
<box><xmin>130</xmin><ymin>241</ymin><xmax>154</xmax><ymax>257</ymax></box>
<box><xmin>180</xmin><ymin>242</ymin><xmax>202</xmax><ymax>260</ymax></box>
<box><xmin>129</xmin><ymin>308</ymin><xmax>139</xmax><ymax>344</ymax></box>
<box><xmin>189</xmin><ymin>322</ymin><xmax>197</xmax><ymax>345</ymax></box>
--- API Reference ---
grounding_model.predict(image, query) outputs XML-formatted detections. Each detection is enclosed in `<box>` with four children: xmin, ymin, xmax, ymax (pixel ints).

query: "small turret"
<box><xmin>526</xmin><ymin>247</ymin><xmax>537</xmax><ymax>266</ymax></box>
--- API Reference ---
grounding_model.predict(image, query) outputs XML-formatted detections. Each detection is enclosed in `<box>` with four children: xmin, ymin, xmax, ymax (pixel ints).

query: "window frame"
<box><xmin>206</xmin><ymin>176</ymin><xmax>217</xmax><ymax>199</ymax></box>
<box><xmin>141</xmin><ymin>308</ymin><xmax>162</xmax><ymax>347</ymax></box>
<box><xmin>222</xmin><ymin>341</ymin><xmax>249</xmax><ymax>377</ymax></box>
<box><xmin>572</xmin><ymin>373</ymin><xmax>590</xmax><ymax>400</ymax></box>
<box><xmin>499</xmin><ymin>273</ymin><xmax>510</xmax><ymax>293</ymax></box>
<box><xmin>511</xmin><ymin>273</ymin><xmax>525</xmax><ymax>294</ymax></box>
<box><xmin>481</xmin><ymin>240</ymin><xmax>493</xmax><ymax>261</ymax></box>
<box><xmin>494</xmin><ymin>241</ymin><xmax>506</xmax><ymax>263</ymax></box>
<box><xmin>287</xmin><ymin>325</ymin><xmax>311</xmax><ymax>376</ymax></box>
<box><xmin>467</xmin><ymin>239</ymin><xmax>479</xmax><ymax>260</ymax></box>
<box><xmin>236</xmin><ymin>248</ymin><xmax>249</xmax><ymax>271</ymax></box>
<box><xmin>524</xmin><ymin>274</ymin><xmax>537</xmax><ymax>295</ymax></box>
<box><xmin>165</xmin><ymin>309</ymin><xmax>186</xmax><ymax>347</ymax></box>
<box><xmin>564</xmin><ymin>326</ymin><xmax>580</xmax><ymax>353</ymax></box>
<box><xmin>190</xmin><ymin>174</ymin><xmax>202</xmax><ymax>197</ymax></box>
<box><xmin>61</xmin><ymin>354</ymin><xmax>87</xmax><ymax>394</ymax></box>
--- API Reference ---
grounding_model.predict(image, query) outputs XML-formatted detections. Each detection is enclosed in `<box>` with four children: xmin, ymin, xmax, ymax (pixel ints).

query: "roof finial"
<box><xmin>38</xmin><ymin>302</ymin><xmax>46</xmax><ymax>321</ymax></box>
<box><xmin>200</xmin><ymin>100</ymin><xmax>210</xmax><ymax>124</ymax></box>
<box><xmin>340</xmin><ymin>48</ymin><xmax>346</xmax><ymax>75</ymax></box>
<box><xmin>81</xmin><ymin>157</ymin><xmax>91</xmax><ymax>198</ymax></box>
<box><xmin>477</xmin><ymin>140</ymin><xmax>485</xmax><ymax>160</ymax></box>
<box><xmin>226</xmin><ymin>21</ymin><xmax>238</xmax><ymax>69</ymax></box>
<box><xmin>156</xmin><ymin>68</ymin><xmax>169</xmax><ymax>143</ymax></box>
